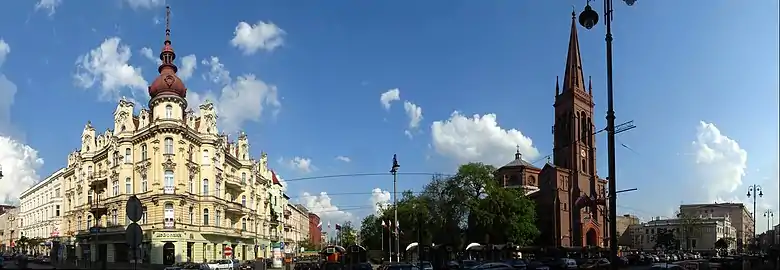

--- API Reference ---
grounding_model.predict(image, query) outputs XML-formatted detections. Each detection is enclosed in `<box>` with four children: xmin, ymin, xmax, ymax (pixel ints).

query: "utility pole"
<box><xmin>390</xmin><ymin>155</ymin><xmax>400</xmax><ymax>263</ymax></box>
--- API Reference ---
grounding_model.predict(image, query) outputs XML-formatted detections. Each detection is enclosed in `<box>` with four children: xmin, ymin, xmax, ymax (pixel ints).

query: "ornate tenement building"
<box><xmin>19</xmin><ymin>168</ymin><xmax>66</xmax><ymax>253</ymax></box>
<box><xmin>58</xmin><ymin>7</ymin><xmax>286</xmax><ymax>265</ymax></box>
<box><xmin>282</xmin><ymin>204</ymin><xmax>310</xmax><ymax>253</ymax></box>
<box><xmin>495</xmin><ymin>13</ymin><xmax>609</xmax><ymax>248</ymax></box>
<box><xmin>0</xmin><ymin>208</ymin><xmax>20</xmax><ymax>252</ymax></box>
<box><xmin>678</xmin><ymin>203</ymin><xmax>754</xmax><ymax>251</ymax></box>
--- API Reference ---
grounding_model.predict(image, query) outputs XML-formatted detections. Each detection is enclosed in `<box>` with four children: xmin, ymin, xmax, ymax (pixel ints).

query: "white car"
<box><xmin>206</xmin><ymin>259</ymin><xmax>234</xmax><ymax>270</ymax></box>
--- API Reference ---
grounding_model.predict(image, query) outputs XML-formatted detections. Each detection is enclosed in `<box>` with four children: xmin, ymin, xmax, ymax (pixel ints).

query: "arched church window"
<box><xmin>580</xmin><ymin>111</ymin><xmax>588</xmax><ymax>140</ymax></box>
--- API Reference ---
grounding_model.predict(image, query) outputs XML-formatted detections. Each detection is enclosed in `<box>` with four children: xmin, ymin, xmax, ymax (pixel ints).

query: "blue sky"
<box><xmin>0</xmin><ymin>0</ymin><xmax>777</xmax><ymax>232</ymax></box>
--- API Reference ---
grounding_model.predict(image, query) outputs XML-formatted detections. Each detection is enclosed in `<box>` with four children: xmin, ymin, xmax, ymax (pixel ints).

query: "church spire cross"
<box><xmin>515</xmin><ymin>145</ymin><xmax>522</xmax><ymax>160</ymax></box>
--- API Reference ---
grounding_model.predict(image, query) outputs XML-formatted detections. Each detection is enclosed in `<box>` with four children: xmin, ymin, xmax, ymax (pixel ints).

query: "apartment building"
<box><xmin>679</xmin><ymin>203</ymin><xmax>754</xmax><ymax>250</ymax></box>
<box><xmin>19</xmin><ymin>168</ymin><xmax>66</xmax><ymax>253</ymax></box>
<box><xmin>616</xmin><ymin>214</ymin><xmax>640</xmax><ymax>247</ymax></box>
<box><xmin>282</xmin><ymin>204</ymin><xmax>309</xmax><ymax>254</ymax></box>
<box><xmin>0</xmin><ymin>208</ymin><xmax>20</xmax><ymax>252</ymax></box>
<box><xmin>308</xmin><ymin>213</ymin><xmax>321</xmax><ymax>248</ymax></box>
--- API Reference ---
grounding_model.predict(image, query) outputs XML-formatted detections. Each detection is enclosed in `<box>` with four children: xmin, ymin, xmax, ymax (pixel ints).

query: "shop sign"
<box><xmin>154</xmin><ymin>232</ymin><xmax>184</xmax><ymax>239</ymax></box>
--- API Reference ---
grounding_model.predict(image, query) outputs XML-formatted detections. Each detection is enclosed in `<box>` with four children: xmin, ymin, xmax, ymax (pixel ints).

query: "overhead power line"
<box><xmin>529</xmin><ymin>120</ymin><xmax>636</xmax><ymax>166</ymax></box>
<box><xmin>284</xmin><ymin>172</ymin><xmax>451</xmax><ymax>184</ymax></box>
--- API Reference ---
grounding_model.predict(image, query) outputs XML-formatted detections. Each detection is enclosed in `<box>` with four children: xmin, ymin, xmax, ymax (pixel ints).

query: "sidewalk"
<box><xmin>55</xmin><ymin>261</ymin><xmax>167</xmax><ymax>270</ymax></box>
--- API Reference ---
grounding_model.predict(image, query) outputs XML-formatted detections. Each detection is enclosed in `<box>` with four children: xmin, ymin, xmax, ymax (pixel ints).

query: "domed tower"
<box><xmin>148</xmin><ymin>6</ymin><xmax>187</xmax><ymax>121</ymax></box>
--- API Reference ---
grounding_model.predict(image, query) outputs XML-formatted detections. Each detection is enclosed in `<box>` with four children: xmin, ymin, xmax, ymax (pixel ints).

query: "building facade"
<box><xmin>678</xmin><ymin>203</ymin><xmax>754</xmax><ymax>250</ymax></box>
<box><xmin>282</xmin><ymin>204</ymin><xmax>309</xmax><ymax>254</ymax></box>
<box><xmin>630</xmin><ymin>216</ymin><xmax>736</xmax><ymax>251</ymax></box>
<box><xmin>51</xmin><ymin>8</ymin><xmax>286</xmax><ymax>265</ymax></box>
<box><xmin>616</xmin><ymin>214</ymin><xmax>640</xmax><ymax>247</ymax></box>
<box><xmin>495</xmin><ymin>13</ymin><xmax>610</xmax><ymax>248</ymax></box>
<box><xmin>0</xmin><ymin>208</ymin><xmax>20</xmax><ymax>252</ymax></box>
<box><xmin>308</xmin><ymin>213</ymin><xmax>321</xmax><ymax>249</ymax></box>
<box><xmin>19</xmin><ymin>168</ymin><xmax>66</xmax><ymax>253</ymax></box>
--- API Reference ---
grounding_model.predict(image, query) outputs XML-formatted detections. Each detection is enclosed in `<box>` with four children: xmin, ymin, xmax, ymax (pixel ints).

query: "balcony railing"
<box><xmin>163</xmin><ymin>186</ymin><xmax>175</xmax><ymax>194</ymax></box>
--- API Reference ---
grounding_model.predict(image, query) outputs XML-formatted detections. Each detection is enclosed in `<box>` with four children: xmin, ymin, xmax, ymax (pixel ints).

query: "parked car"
<box><xmin>206</xmin><ymin>259</ymin><xmax>234</xmax><ymax>270</ymax></box>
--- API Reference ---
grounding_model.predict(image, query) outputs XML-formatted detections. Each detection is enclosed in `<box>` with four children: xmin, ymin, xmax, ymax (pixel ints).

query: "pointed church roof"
<box><xmin>562</xmin><ymin>12</ymin><xmax>586</xmax><ymax>93</ymax></box>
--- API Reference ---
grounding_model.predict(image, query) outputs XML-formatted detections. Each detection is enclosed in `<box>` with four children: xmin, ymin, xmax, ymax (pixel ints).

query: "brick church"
<box><xmin>494</xmin><ymin>13</ymin><xmax>610</xmax><ymax>248</ymax></box>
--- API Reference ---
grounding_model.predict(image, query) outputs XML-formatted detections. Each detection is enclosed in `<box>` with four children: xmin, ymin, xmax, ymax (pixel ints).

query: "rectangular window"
<box><xmin>164</xmin><ymin>170</ymin><xmax>175</xmax><ymax>194</ymax></box>
<box><xmin>202</xmin><ymin>150</ymin><xmax>210</xmax><ymax>165</ymax></box>
<box><xmin>125</xmin><ymin>148</ymin><xmax>132</xmax><ymax>163</ymax></box>
<box><xmin>215</xmin><ymin>211</ymin><xmax>221</xmax><ymax>227</ymax></box>
<box><xmin>202</xmin><ymin>179</ymin><xmax>209</xmax><ymax>196</ymax></box>
<box><xmin>112</xmin><ymin>180</ymin><xmax>119</xmax><ymax>196</ymax></box>
<box><xmin>141</xmin><ymin>144</ymin><xmax>147</xmax><ymax>160</ymax></box>
<box><xmin>142</xmin><ymin>176</ymin><xmax>148</xmax><ymax>192</ymax></box>
<box><xmin>141</xmin><ymin>208</ymin><xmax>147</xmax><ymax>224</ymax></box>
<box><xmin>164</xmin><ymin>138</ymin><xmax>174</xmax><ymax>155</ymax></box>
<box><xmin>215</xmin><ymin>181</ymin><xmax>221</xmax><ymax>198</ymax></box>
<box><xmin>55</xmin><ymin>205</ymin><xmax>60</xmax><ymax>216</ymax></box>
<box><xmin>111</xmin><ymin>209</ymin><xmax>118</xmax><ymax>225</ymax></box>
<box><xmin>126</xmin><ymin>178</ymin><xmax>132</xmax><ymax>194</ymax></box>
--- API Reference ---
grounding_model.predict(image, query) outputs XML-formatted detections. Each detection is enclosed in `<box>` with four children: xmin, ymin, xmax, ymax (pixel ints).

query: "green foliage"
<box><xmin>358</xmin><ymin>162</ymin><xmax>539</xmax><ymax>250</ymax></box>
<box><xmin>298</xmin><ymin>239</ymin><xmax>317</xmax><ymax>251</ymax></box>
<box><xmin>714</xmin><ymin>238</ymin><xmax>729</xmax><ymax>250</ymax></box>
<box><xmin>654</xmin><ymin>229</ymin><xmax>679</xmax><ymax>250</ymax></box>
<box><xmin>339</xmin><ymin>221</ymin><xmax>358</xmax><ymax>246</ymax></box>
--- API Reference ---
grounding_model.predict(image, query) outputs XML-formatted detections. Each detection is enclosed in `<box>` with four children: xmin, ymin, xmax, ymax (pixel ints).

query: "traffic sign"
<box><xmin>224</xmin><ymin>246</ymin><xmax>233</xmax><ymax>257</ymax></box>
<box><xmin>125</xmin><ymin>223</ymin><xmax>143</xmax><ymax>249</ymax></box>
<box><xmin>89</xmin><ymin>227</ymin><xmax>101</xmax><ymax>234</ymax></box>
<box><xmin>126</xmin><ymin>195</ymin><xmax>143</xmax><ymax>223</ymax></box>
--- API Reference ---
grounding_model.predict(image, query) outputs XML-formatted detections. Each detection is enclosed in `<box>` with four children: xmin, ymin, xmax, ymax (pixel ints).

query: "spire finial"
<box><xmin>165</xmin><ymin>6</ymin><xmax>171</xmax><ymax>42</ymax></box>
<box><xmin>571</xmin><ymin>5</ymin><xmax>577</xmax><ymax>19</ymax></box>
<box><xmin>588</xmin><ymin>76</ymin><xmax>593</xmax><ymax>95</ymax></box>
<box><xmin>555</xmin><ymin>76</ymin><xmax>560</xmax><ymax>96</ymax></box>
<box><xmin>515</xmin><ymin>145</ymin><xmax>521</xmax><ymax>160</ymax></box>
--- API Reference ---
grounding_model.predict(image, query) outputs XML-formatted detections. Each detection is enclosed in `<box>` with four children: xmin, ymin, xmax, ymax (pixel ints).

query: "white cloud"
<box><xmin>0</xmin><ymin>137</ymin><xmax>45</xmax><ymax>204</ymax></box>
<box><xmin>34</xmin><ymin>0</ymin><xmax>61</xmax><ymax>16</ymax></box>
<box><xmin>370</xmin><ymin>188</ymin><xmax>391</xmax><ymax>213</ymax></box>
<box><xmin>0</xmin><ymin>40</ymin><xmax>45</xmax><ymax>204</ymax></box>
<box><xmin>335</xmin><ymin>156</ymin><xmax>351</xmax><ymax>163</ymax></box>
<box><xmin>692</xmin><ymin>121</ymin><xmax>748</xmax><ymax>201</ymax></box>
<box><xmin>230</xmin><ymin>21</ymin><xmax>285</xmax><ymax>55</ymax></box>
<box><xmin>380</xmin><ymin>88</ymin><xmax>400</xmax><ymax>110</ymax></box>
<box><xmin>74</xmin><ymin>37</ymin><xmax>148</xmax><ymax>101</ymax></box>
<box><xmin>431</xmin><ymin>111</ymin><xmax>540</xmax><ymax>166</ymax></box>
<box><xmin>189</xmin><ymin>57</ymin><xmax>280</xmax><ymax>133</ymax></box>
<box><xmin>201</xmin><ymin>56</ymin><xmax>231</xmax><ymax>85</ymax></box>
<box><xmin>178</xmin><ymin>54</ymin><xmax>197</xmax><ymax>80</ymax></box>
<box><xmin>403</xmin><ymin>101</ymin><xmax>423</xmax><ymax>138</ymax></box>
<box><xmin>124</xmin><ymin>0</ymin><xmax>165</xmax><ymax>9</ymax></box>
<box><xmin>286</xmin><ymin>156</ymin><xmax>314</xmax><ymax>173</ymax></box>
<box><xmin>300</xmin><ymin>192</ymin><xmax>353</xmax><ymax>225</ymax></box>
<box><xmin>139</xmin><ymin>47</ymin><xmax>162</xmax><ymax>65</ymax></box>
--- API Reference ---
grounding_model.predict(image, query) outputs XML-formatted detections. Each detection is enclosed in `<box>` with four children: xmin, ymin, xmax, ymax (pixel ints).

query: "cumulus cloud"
<box><xmin>0</xmin><ymin>40</ymin><xmax>45</xmax><ymax>204</ymax></box>
<box><xmin>34</xmin><ymin>0</ymin><xmax>61</xmax><ymax>16</ymax></box>
<box><xmin>74</xmin><ymin>37</ymin><xmax>148</xmax><ymax>101</ymax></box>
<box><xmin>300</xmin><ymin>192</ymin><xmax>353</xmax><ymax>225</ymax></box>
<box><xmin>403</xmin><ymin>101</ymin><xmax>423</xmax><ymax>138</ymax></box>
<box><xmin>431</xmin><ymin>111</ymin><xmax>540</xmax><ymax>166</ymax></box>
<box><xmin>230</xmin><ymin>21</ymin><xmax>285</xmax><ymax>55</ymax></box>
<box><xmin>189</xmin><ymin>57</ymin><xmax>280</xmax><ymax>132</ymax></box>
<box><xmin>692</xmin><ymin>121</ymin><xmax>748</xmax><ymax>201</ymax></box>
<box><xmin>370</xmin><ymin>188</ymin><xmax>391</xmax><ymax>213</ymax></box>
<box><xmin>285</xmin><ymin>157</ymin><xmax>314</xmax><ymax>173</ymax></box>
<box><xmin>380</xmin><ymin>89</ymin><xmax>400</xmax><ymax>110</ymax></box>
<box><xmin>138</xmin><ymin>47</ymin><xmax>196</xmax><ymax>81</ymax></box>
<box><xmin>335</xmin><ymin>156</ymin><xmax>351</xmax><ymax>163</ymax></box>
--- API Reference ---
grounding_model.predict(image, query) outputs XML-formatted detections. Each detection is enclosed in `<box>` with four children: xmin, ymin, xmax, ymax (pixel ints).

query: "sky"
<box><xmin>0</xmin><ymin>0</ymin><xmax>778</xmax><ymax>233</ymax></box>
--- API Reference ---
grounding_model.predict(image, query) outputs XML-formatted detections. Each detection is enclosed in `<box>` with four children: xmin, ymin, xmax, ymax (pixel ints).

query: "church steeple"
<box><xmin>562</xmin><ymin>11</ymin><xmax>586</xmax><ymax>93</ymax></box>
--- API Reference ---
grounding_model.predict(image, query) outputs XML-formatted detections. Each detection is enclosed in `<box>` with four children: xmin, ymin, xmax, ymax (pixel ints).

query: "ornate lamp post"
<box><xmin>389</xmin><ymin>154</ymin><xmax>400</xmax><ymax>263</ymax></box>
<box><xmin>576</xmin><ymin>1</ymin><xmax>638</xmax><ymax>268</ymax></box>
<box><xmin>747</xmin><ymin>185</ymin><xmax>764</xmax><ymax>239</ymax></box>
<box><xmin>765</xmin><ymin>210</ymin><xmax>775</xmax><ymax>246</ymax></box>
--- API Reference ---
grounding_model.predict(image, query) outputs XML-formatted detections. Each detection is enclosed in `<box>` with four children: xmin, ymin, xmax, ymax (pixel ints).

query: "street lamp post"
<box><xmin>765</xmin><ymin>210</ymin><xmax>775</xmax><ymax>245</ymax></box>
<box><xmin>576</xmin><ymin>1</ymin><xmax>636</xmax><ymax>268</ymax></box>
<box><xmin>747</xmin><ymin>185</ymin><xmax>764</xmax><ymax>239</ymax></box>
<box><xmin>390</xmin><ymin>155</ymin><xmax>400</xmax><ymax>263</ymax></box>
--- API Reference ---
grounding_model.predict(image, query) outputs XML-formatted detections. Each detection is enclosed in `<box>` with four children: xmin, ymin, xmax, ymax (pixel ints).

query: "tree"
<box><xmin>298</xmin><ymin>239</ymin><xmax>317</xmax><ymax>251</ymax></box>
<box><xmin>339</xmin><ymin>221</ymin><xmax>358</xmax><ymax>246</ymax></box>
<box><xmin>675</xmin><ymin>212</ymin><xmax>702</xmax><ymax>250</ymax></box>
<box><xmin>714</xmin><ymin>238</ymin><xmax>729</xmax><ymax>251</ymax></box>
<box><xmin>654</xmin><ymin>229</ymin><xmax>679</xmax><ymax>250</ymax></box>
<box><xmin>359</xmin><ymin>214</ymin><xmax>384</xmax><ymax>250</ymax></box>
<box><xmin>471</xmin><ymin>182</ymin><xmax>539</xmax><ymax>245</ymax></box>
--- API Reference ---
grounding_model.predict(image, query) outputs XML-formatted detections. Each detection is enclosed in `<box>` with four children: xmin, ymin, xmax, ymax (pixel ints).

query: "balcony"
<box><xmin>224</xmin><ymin>175</ymin><xmax>245</xmax><ymax>190</ymax></box>
<box><xmin>88</xmin><ymin>199</ymin><xmax>108</xmax><ymax>218</ymax></box>
<box><xmin>88</xmin><ymin>171</ymin><xmax>108</xmax><ymax>189</ymax></box>
<box><xmin>225</xmin><ymin>201</ymin><xmax>243</xmax><ymax>215</ymax></box>
<box><xmin>163</xmin><ymin>186</ymin><xmax>175</xmax><ymax>194</ymax></box>
<box><xmin>163</xmin><ymin>217</ymin><xmax>175</xmax><ymax>229</ymax></box>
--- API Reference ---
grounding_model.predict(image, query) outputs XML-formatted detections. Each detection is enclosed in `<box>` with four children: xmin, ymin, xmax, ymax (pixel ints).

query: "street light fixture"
<box><xmin>747</xmin><ymin>184</ymin><xmax>763</xmax><ymax>240</ymax></box>
<box><xmin>577</xmin><ymin>1</ymin><xmax>637</xmax><ymax>269</ymax></box>
<box><xmin>389</xmin><ymin>154</ymin><xmax>400</xmax><ymax>263</ymax></box>
<box><xmin>764</xmin><ymin>210</ymin><xmax>774</xmax><ymax>236</ymax></box>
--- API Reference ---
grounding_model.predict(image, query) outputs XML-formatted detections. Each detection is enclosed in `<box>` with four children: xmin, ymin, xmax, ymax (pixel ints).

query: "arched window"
<box><xmin>77</xmin><ymin>216</ymin><xmax>83</xmax><ymax>231</ymax></box>
<box><xmin>202</xmin><ymin>150</ymin><xmax>210</xmax><ymax>165</ymax></box>
<box><xmin>202</xmin><ymin>179</ymin><xmax>209</xmax><ymax>196</ymax></box>
<box><xmin>125</xmin><ymin>148</ymin><xmax>132</xmax><ymax>163</ymax></box>
<box><xmin>580</xmin><ymin>111</ymin><xmax>588</xmax><ymax>140</ymax></box>
<box><xmin>165</xmin><ymin>105</ymin><xmax>173</xmax><ymax>119</ymax></box>
<box><xmin>164</xmin><ymin>170</ymin><xmax>175</xmax><ymax>194</ymax></box>
<box><xmin>203</xmin><ymin>209</ymin><xmax>210</xmax><ymax>226</ymax></box>
<box><xmin>215</xmin><ymin>210</ymin><xmax>221</xmax><ymax>227</ymax></box>
<box><xmin>241</xmin><ymin>173</ymin><xmax>247</xmax><ymax>184</ymax></box>
<box><xmin>164</xmin><ymin>203</ymin><xmax>175</xmax><ymax>229</ymax></box>
<box><xmin>141</xmin><ymin>144</ymin><xmax>148</xmax><ymax>160</ymax></box>
<box><xmin>86</xmin><ymin>215</ymin><xmax>93</xmax><ymax>229</ymax></box>
<box><xmin>241</xmin><ymin>195</ymin><xmax>246</xmax><ymax>206</ymax></box>
<box><xmin>125</xmin><ymin>177</ymin><xmax>132</xmax><ymax>193</ymax></box>
<box><xmin>164</xmin><ymin>138</ymin><xmax>174</xmax><ymax>155</ymax></box>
